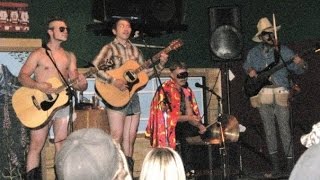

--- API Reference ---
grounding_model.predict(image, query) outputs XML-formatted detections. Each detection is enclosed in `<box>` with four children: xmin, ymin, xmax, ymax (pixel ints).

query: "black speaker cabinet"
<box><xmin>90</xmin><ymin>0</ymin><xmax>187</xmax><ymax>36</ymax></box>
<box><xmin>209</xmin><ymin>6</ymin><xmax>242</xmax><ymax>62</ymax></box>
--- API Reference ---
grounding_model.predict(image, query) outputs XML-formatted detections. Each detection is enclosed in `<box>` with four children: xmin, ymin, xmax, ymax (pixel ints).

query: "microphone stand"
<box><xmin>203</xmin><ymin>87</ymin><xmax>229</xmax><ymax>179</ymax></box>
<box><xmin>218</xmin><ymin>120</ymin><xmax>229</xmax><ymax>180</ymax></box>
<box><xmin>45</xmin><ymin>48</ymin><xmax>76</xmax><ymax>135</ymax></box>
<box><xmin>202</xmin><ymin>86</ymin><xmax>222</xmax><ymax>127</ymax></box>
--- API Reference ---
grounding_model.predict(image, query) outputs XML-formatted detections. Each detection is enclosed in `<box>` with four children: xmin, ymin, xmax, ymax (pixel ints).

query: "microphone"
<box><xmin>195</xmin><ymin>82</ymin><xmax>212</xmax><ymax>92</ymax></box>
<box><xmin>195</xmin><ymin>82</ymin><xmax>221</xmax><ymax>100</ymax></box>
<box><xmin>133</xmin><ymin>30</ymin><xmax>140</xmax><ymax>39</ymax></box>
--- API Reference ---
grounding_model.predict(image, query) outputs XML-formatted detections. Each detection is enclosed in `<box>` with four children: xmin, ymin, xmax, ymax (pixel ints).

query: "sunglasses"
<box><xmin>50</xmin><ymin>26</ymin><xmax>70</xmax><ymax>33</ymax></box>
<box><xmin>177</xmin><ymin>72</ymin><xmax>188</xmax><ymax>79</ymax></box>
<box><xmin>260</xmin><ymin>31</ymin><xmax>273</xmax><ymax>36</ymax></box>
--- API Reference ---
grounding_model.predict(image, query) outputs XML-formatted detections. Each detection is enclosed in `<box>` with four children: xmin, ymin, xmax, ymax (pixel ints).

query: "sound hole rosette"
<box><xmin>210</xmin><ymin>25</ymin><xmax>242</xmax><ymax>60</ymax></box>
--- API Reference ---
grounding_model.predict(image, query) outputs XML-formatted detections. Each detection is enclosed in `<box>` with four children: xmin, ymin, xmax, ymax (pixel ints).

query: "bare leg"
<box><xmin>26</xmin><ymin>125</ymin><xmax>49</xmax><ymax>172</ymax></box>
<box><xmin>107</xmin><ymin>109</ymin><xmax>126</xmax><ymax>144</ymax></box>
<box><xmin>122</xmin><ymin>114</ymin><xmax>140</xmax><ymax>157</ymax></box>
<box><xmin>53</xmin><ymin>117</ymin><xmax>69</xmax><ymax>155</ymax></box>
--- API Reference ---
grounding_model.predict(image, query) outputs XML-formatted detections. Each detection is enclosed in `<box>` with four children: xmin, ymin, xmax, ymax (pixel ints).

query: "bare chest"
<box><xmin>35</xmin><ymin>51</ymin><xmax>71</xmax><ymax>81</ymax></box>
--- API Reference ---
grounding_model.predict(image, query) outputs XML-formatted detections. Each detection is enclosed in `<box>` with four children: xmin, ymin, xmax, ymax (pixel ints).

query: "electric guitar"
<box><xmin>12</xmin><ymin>67</ymin><xmax>97</xmax><ymax>128</ymax></box>
<box><xmin>95</xmin><ymin>39</ymin><xmax>183</xmax><ymax>107</ymax></box>
<box><xmin>243</xmin><ymin>47</ymin><xmax>319</xmax><ymax>98</ymax></box>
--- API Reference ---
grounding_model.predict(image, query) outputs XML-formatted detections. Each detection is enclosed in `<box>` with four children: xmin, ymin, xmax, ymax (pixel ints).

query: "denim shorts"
<box><xmin>105</xmin><ymin>93</ymin><xmax>141</xmax><ymax>116</ymax></box>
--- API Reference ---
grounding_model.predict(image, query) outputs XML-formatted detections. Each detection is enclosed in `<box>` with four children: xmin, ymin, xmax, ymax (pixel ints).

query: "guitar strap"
<box><xmin>44</xmin><ymin>46</ymin><xmax>72</xmax><ymax>91</ymax></box>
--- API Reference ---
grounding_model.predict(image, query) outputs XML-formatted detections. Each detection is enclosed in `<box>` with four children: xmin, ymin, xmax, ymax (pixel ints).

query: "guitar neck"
<box><xmin>135</xmin><ymin>45</ymin><xmax>174</xmax><ymax>74</ymax></box>
<box><xmin>133</xmin><ymin>39</ymin><xmax>183</xmax><ymax>74</ymax></box>
<box><xmin>260</xmin><ymin>47</ymin><xmax>320</xmax><ymax>77</ymax></box>
<box><xmin>151</xmin><ymin>45</ymin><xmax>173</xmax><ymax>62</ymax></box>
<box><xmin>55</xmin><ymin>67</ymin><xmax>97</xmax><ymax>93</ymax></box>
<box><xmin>259</xmin><ymin>60</ymin><xmax>293</xmax><ymax>78</ymax></box>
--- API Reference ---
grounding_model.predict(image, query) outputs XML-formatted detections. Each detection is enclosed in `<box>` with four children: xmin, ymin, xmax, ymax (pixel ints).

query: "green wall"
<box><xmin>2</xmin><ymin>0</ymin><xmax>320</xmax><ymax>67</ymax></box>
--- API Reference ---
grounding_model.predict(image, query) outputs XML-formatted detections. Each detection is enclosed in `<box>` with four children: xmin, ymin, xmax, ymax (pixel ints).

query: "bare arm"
<box><xmin>68</xmin><ymin>52</ymin><xmax>88</xmax><ymax>91</ymax></box>
<box><xmin>18</xmin><ymin>49</ymin><xmax>54</xmax><ymax>94</ymax></box>
<box><xmin>177</xmin><ymin>93</ymin><xmax>206</xmax><ymax>134</ymax></box>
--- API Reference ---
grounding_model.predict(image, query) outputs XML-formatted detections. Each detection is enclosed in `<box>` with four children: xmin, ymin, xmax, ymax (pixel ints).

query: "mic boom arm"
<box><xmin>195</xmin><ymin>82</ymin><xmax>221</xmax><ymax>100</ymax></box>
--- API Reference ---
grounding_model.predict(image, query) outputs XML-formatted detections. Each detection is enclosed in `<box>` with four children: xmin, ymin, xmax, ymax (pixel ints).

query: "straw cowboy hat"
<box><xmin>252</xmin><ymin>17</ymin><xmax>281</xmax><ymax>42</ymax></box>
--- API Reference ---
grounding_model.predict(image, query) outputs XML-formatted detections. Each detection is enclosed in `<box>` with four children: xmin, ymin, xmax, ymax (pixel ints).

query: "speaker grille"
<box><xmin>209</xmin><ymin>6</ymin><xmax>242</xmax><ymax>61</ymax></box>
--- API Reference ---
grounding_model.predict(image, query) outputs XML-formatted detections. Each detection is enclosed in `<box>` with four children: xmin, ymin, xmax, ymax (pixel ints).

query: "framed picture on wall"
<box><xmin>0</xmin><ymin>2</ymin><xmax>29</xmax><ymax>32</ymax></box>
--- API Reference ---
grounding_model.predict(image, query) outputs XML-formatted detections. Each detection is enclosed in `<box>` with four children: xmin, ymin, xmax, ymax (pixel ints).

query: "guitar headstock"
<box><xmin>169</xmin><ymin>39</ymin><xmax>183</xmax><ymax>50</ymax></box>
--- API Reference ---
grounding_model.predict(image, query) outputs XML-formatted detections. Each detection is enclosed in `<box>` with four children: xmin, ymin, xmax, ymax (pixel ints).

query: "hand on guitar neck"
<box><xmin>292</xmin><ymin>55</ymin><xmax>305</xmax><ymax>66</ymax></box>
<box><xmin>247</xmin><ymin>67</ymin><xmax>258</xmax><ymax>78</ymax></box>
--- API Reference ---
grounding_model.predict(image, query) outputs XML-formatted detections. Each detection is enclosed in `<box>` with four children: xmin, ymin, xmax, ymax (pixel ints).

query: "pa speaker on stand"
<box><xmin>208</xmin><ymin>6</ymin><xmax>243</xmax><ymax>180</ymax></box>
<box><xmin>209</xmin><ymin>6</ymin><xmax>242</xmax><ymax>62</ymax></box>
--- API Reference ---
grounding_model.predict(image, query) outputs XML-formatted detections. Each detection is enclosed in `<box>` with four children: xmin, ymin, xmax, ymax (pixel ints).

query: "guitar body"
<box><xmin>244</xmin><ymin>75</ymin><xmax>272</xmax><ymax>97</ymax></box>
<box><xmin>95</xmin><ymin>60</ymin><xmax>149</xmax><ymax>107</ymax></box>
<box><xmin>12</xmin><ymin>78</ymin><xmax>69</xmax><ymax>128</ymax></box>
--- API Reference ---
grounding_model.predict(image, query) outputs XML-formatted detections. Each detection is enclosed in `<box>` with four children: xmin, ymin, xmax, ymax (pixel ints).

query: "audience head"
<box><xmin>289</xmin><ymin>143</ymin><xmax>320</xmax><ymax>180</ymax></box>
<box><xmin>55</xmin><ymin>128</ymin><xmax>131</xmax><ymax>180</ymax></box>
<box><xmin>139</xmin><ymin>147</ymin><xmax>186</xmax><ymax>180</ymax></box>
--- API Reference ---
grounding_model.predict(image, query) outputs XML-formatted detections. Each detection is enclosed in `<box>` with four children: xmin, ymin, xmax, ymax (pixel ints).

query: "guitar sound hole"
<box><xmin>125</xmin><ymin>71</ymin><xmax>137</xmax><ymax>82</ymax></box>
<box><xmin>40</xmin><ymin>94</ymin><xmax>59</xmax><ymax>111</ymax></box>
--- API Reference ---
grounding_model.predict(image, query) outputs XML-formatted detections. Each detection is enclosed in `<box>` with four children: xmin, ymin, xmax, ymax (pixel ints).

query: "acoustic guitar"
<box><xmin>95</xmin><ymin>39</ymin><xmax>183</xmax><ymax>107</ymax></box>
<box><xmin>12</xmin><ymin>67</ymin><xmax>97</xmax><ymax>128</ymax></box>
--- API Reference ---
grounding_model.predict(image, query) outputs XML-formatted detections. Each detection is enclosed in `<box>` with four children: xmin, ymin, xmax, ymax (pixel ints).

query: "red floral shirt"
<box><xmin>145</xmin><ymin>79</ymin><xmax>200</xmax><ymax>149</ymax></box>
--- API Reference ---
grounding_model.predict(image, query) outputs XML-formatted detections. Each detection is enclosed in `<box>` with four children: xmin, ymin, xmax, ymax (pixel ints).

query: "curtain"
<box><xmin>0</xmin><ymin>64</ymin><xmax>29</xmax><ymax>179</ymax></box>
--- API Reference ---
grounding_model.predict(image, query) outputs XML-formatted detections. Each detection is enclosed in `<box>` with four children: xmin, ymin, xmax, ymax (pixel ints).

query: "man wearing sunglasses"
<box><xmin>18</xmin><ymin>17</ymin><xmax>88</xmax><ymax>179</ymax></box>
<box><xmin>146</xmin><ymin>61</ymin><xmax>206</xmax><ymax>175</ymax></box>
<box><xmin>243</xmin><ymin>17</ymin><xmax>306</xmax><ymax>178</ymax></box>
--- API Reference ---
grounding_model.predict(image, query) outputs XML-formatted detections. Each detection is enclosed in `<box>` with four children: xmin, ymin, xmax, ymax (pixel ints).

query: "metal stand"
<box><xmin>208</xmin><ymin>144</ymin><xmax>214</xmax><ymax>180</ymax></box>
<box><xmin>218</xmin><ymin>121</ymin><xmax>229</xmax><ymax>180</ymax></box>
<box><xmin>238</xmin><ymin>138</ymin><xmax>244</xmax><ymax>178</ymax></box>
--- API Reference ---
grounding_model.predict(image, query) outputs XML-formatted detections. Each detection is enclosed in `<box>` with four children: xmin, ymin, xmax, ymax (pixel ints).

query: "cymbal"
<box><xmin>203</xmin><ymin>114</ymin><xmax>240</xmax><ymax>145</ymax></box>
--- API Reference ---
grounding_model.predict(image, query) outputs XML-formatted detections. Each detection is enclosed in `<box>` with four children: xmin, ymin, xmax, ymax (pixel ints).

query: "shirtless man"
<box><xmin>18</xmin><ymin>17</ymin><xmax>88</xmax><ymax>179</ymax></box>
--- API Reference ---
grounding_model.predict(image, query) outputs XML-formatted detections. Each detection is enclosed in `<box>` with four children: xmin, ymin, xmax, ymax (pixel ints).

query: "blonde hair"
<box><xmin>139</xmin><ymin>147</ymin><xmax>186</xmax><ymax>180</ymax></box>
